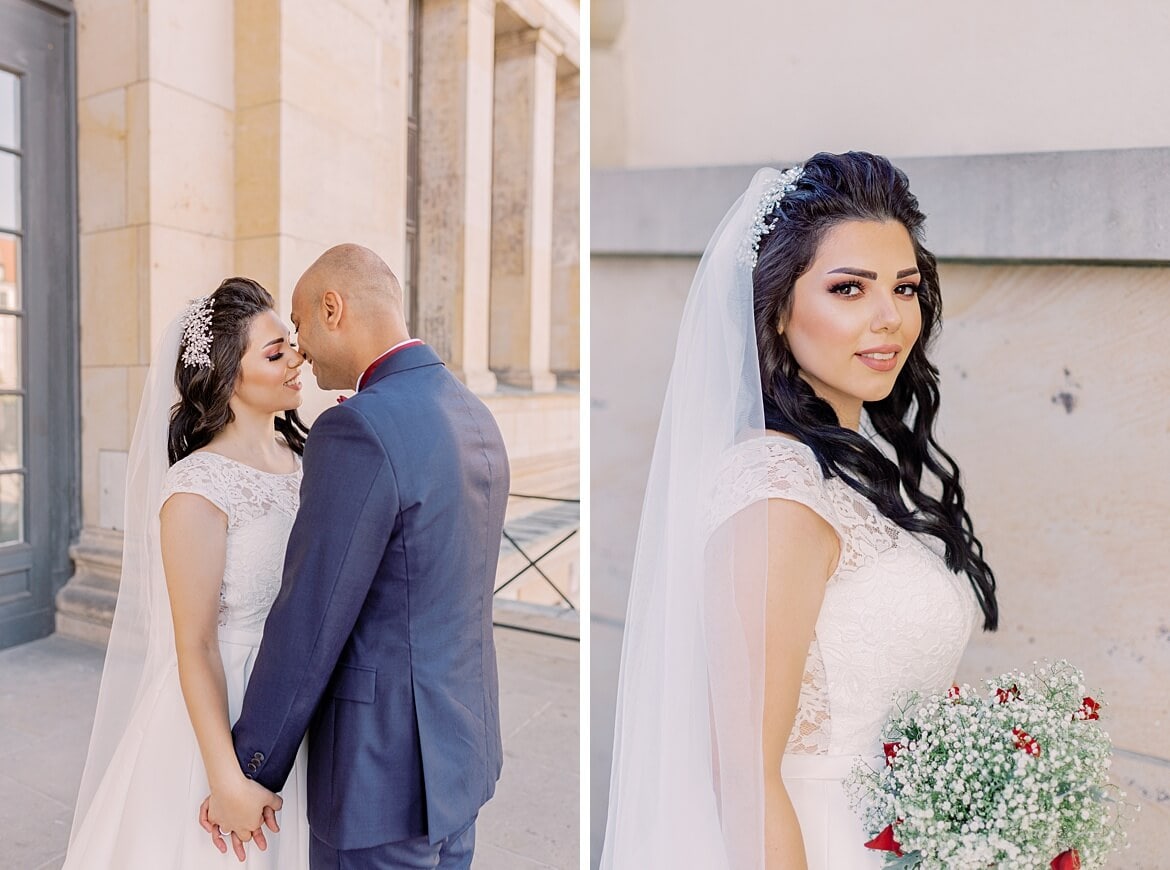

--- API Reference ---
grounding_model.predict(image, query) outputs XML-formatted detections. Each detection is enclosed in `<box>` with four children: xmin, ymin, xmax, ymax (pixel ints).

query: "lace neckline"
<box><xmin>187</xmin><ymin>449</ymin><xmax>300</xmax><ymax>477</ymax></box>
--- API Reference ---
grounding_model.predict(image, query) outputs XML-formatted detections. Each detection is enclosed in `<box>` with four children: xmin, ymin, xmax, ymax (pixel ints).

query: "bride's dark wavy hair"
<box><xmin>753</xmin><ymin>151</ymin><xmax>997</xmax><ymax>630</ymax></box>
<box><xmin>168</xmin><ymin>277</ymin><xmax>309</xmax><ymax>465</ymax></box>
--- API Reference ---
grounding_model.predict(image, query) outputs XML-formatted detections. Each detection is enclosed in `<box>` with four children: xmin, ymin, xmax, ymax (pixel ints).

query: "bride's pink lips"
<box><xmin>855</xmin><ymin>344</ymin><xmax>901</xmax><ymax>373</ymax></box>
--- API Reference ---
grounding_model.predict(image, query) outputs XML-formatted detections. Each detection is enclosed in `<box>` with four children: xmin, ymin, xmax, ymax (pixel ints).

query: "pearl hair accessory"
<box><xmin>744</xmin><ymin>165</ymin><xmax>804</xmax><ymax>269</ymax></box>
<box><xmin>179</xmin><ymin>295</ymin><xmax>215</xmax><ymax>368</ymax></box>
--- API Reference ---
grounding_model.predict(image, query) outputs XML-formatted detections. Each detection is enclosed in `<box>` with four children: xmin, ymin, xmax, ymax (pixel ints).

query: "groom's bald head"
<box><xmin>296</xmin><ymin>243</ymin><xmax>403</xmax><ymax>312</ymax></box>
<box><xmin>290</xmin><ymin>243</ymin><xmax>411</xmax><ymax>391</ymax></box>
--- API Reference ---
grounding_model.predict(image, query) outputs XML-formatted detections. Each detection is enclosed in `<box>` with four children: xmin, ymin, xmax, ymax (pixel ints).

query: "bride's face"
<box><xmin>232</xmin><ymin>309</ymin><xmax>305</xmax><ymax>414</ymax></box>
<box><xmin>781</xmin><ymin>220</ymin><xmax>923</xmax><ymax>429</ymax></box>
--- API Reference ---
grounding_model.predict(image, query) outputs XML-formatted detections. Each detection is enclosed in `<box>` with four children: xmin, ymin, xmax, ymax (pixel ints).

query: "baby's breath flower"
<box><xmin>847</xmin><ymin>660</ymin><xmax>1132</xmax><ymax>869</ymax></box>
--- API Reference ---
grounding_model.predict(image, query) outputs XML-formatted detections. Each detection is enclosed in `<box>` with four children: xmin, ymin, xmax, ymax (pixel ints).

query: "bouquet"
<box><xmin>846</xmin><ymin>660</ymin><xmax>1130</xmax><ymax>869</ymax></box>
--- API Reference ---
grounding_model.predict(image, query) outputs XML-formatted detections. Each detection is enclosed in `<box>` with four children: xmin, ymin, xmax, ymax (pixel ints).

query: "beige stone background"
<box><xmin>591</xmin><ymin>1</ymin><xmax>1170</xmax><ymax>866</ymax></box>
<box><xmin>60</xmin><ymin>0</ymin><xmax>582</xmax><ymax>636</ymax></box>
<box><xmin>593</xmin><ymin>0</ymin><xmax>1170</xmax><ymax>167</ymax></box>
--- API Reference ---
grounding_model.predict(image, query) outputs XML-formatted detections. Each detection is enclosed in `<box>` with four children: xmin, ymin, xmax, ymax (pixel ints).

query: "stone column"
<box><xmin>551</xmin><ymin>70</ymin><xmax>579</xmax><ymax>380</ymax></box>
<box><xmin>418</xmin><ymin>0</ymin><xmax>498</xmax><ymax>393</ymax></box>
<box><xmin>234</xmin><ymin>0</ymin><xmax>411</xmax><ymax>422</ymax></box>
<box><xmin>234</xmin><ymin>0</ymin><xmax>282</xmax><ymax>297</ymax></box>
<box><xmin>59</xmin><ymin>0</ymin><xmax>237</xmax><ymax>643</ymax></box>
<box><xmin>489</xmin><ymin>28</ymin><xmax>561</xmax><ymax>392</ymax></box>
<box><xmin>590</xmin><ymin>0</ymin><xmax>625</xmax><ymax>167</ymax></box>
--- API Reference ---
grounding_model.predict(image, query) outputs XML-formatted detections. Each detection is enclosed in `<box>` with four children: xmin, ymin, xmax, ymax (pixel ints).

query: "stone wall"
<box><xmin>590</xmin><ymin>252</ymin><xmax>1170</xmax><ymax>865</ymax></box>
<box><xmin>941</xmin><ymin>263</ymin><xmax>1170</xmax><ymax>863</ymax></box>
<box><xmin>592</xmin><ymin>0</ymin><xmax>1170</xmax><ymax>169</ymax></box>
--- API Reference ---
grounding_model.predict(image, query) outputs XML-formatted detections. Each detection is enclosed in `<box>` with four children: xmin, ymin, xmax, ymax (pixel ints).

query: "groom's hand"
<box><xmin>199</xmin><ymin>795</ymin><xmax>281</xmax><ymax>862</ymax></box>
<box><xmin>199</xmin><ymin>781</ymin><xmax>282</xmax><ymax>862</ymax></box>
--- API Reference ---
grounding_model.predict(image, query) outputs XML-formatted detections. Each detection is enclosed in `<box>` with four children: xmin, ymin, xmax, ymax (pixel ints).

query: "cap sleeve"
<box><xmin>161</xmin><ymin>453</ymin><xmax>233</xmax><ymax>522</ymax></box>
<box><xmin>709</xmin><ymin>437</ymin><xmax>848</xmax><ymax>544</ymax></box>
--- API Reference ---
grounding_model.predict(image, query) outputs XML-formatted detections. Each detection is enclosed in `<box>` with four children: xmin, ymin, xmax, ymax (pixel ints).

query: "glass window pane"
<box><xmin>0</xmin><ymin>314</ymin><xmax>19</xmax><ymax>389</ymax></box>
<box><xmin>0</xmin><ymin>395</ymin><xmax>20</xmax><ymax>469</ymax></box>
<box><xmin>0</xmin><ymin>472</ymin><xmax>23</xmax><ymax>544</ymax></box>
<box><xmin>0</xmin><ymin>70</ymin><xmax>16</xmax><ymax>151</ymax></box>
<box><xmin>0</xmin><ymin>151</ymin><xmax>18</xmax><ymax>231</ymax></box>
<box><xmin>0</xmin><ymin>233</ymin><xmax>19</xmax><ymax>309</ymax></box>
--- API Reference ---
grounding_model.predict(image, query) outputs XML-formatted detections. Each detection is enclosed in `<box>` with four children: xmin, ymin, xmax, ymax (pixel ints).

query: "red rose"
<box><xmin>883</xmin><ymin>742</ymin><xmax>902</xmax><ymax>766</ymax></box>
<box><xmin>1012</xmin><ymin>727</ymin><xmax>1042</xmax><ymax>757</ymax></box>
<box><xmin>864</xmin><ymin>822</ymin><xmax>904</xmax><ymax>857</ymax></box>
<box><xmin>995</xmin><ymin>684</ymin><xmax>1020</xmax><ymax>704</ymax></box>
<box><xmin>947</xmin><ymin>684</ymin><xmax>962</xmax><ymax>700</ymax></box>
<box><xmin>1051</xmin><ymin>848</ymin><xmax>1081</xmax><ymax>869</ymax></box>
<box><xmin>1077</xmin><ymin>697</ymin><xmax>1101</xmax><ymax>720</ymax></box>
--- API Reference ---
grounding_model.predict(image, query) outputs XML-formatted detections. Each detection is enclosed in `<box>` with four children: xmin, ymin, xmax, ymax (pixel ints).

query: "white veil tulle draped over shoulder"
<box><xmin>70</xmin><ymin>314</ymin><xmax>186</xmax><ymax>840</ymax></box>
<box><xmin>601</xmin><ymin>168</ymin><xmax>797</xmax><ymax>869</ymax></box>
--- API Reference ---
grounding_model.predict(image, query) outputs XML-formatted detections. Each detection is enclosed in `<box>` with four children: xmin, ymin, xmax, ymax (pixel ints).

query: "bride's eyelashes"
<box><xmin>826</xmin><ymin>280</ymin><xmax>921</xmax><ymax>298</ymax></box>
<box><xmin>828</xmin><ymin>280</ymin><xmax>864</xmax><ymax>298</ymax></box>
<box><xmin>266</xmin><ymin>337</ymin><xmax>298</xmax><ymax>362</ymax></box>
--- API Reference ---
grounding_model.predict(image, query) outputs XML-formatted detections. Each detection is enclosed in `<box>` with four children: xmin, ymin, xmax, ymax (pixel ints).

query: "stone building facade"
<box><xmin>591</xmin><ymin>1</ymin><xmax>1170</xmax><ymax>865</ymax></box>
<box><xmin>0</xmin><ymin>0</ymin><xmax>580</xmax><ymax>652</ymax></box>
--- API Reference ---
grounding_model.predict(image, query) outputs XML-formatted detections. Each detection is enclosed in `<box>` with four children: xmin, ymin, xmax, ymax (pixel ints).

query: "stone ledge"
<box><xmin>508</xmin><ymin>450</ymin><xmax>579</xmax><ymax>497</ymax></box>
<box><xmin>592</xmin><ymin>148</ymin><xmax>1170</xmax><ymax>264</ymax></box>
<box><xmin>28</xmin><ymin>0</ymin><xmax>75</xmax><ymax>17</ymax></box>
<box><xmin>496</xmin><ymin>0</ymin><xmax>582</xmax><ymax>70</ymax></box>
<box><xmin>481</xmin><ymin>387</ymin><xmax>581</xmax><ymax>408</ymax></box>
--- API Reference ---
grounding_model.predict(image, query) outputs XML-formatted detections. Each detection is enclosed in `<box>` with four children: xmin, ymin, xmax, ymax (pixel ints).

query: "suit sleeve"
<box><xmin>231</xmin><ymin>404</ymin><xmax>397</xmax><ymax>790</ymax></box>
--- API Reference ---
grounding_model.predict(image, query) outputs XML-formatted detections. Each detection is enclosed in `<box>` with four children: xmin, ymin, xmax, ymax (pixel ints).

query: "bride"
<box><xmin>65</xmin><ymin>278</ymin><xmax>310</xmax><ymax>868</ymax></box>
<box><xmin>601</xmin><ymin>152</ymin><xmax>998</xmax><ymax>869</ymax></box>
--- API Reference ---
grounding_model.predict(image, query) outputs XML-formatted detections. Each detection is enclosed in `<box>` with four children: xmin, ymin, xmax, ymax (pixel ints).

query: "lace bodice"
<box><xmin>161</xmin><ymin>451</ymin><xmax>301</xmax><ymax>635</ymax></box>
<box><xmin>712</xmin><ymin>436</ymin><xmax>978</xmax><ymax>757</ymax></box>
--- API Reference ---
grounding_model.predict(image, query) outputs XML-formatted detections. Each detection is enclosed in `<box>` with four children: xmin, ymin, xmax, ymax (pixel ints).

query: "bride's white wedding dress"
<box><xmin>715</xmin><ymin>436</ymin><xmax>979</xmax><ymax>869</ymax></box>
<box><xmin>64</xmin><ymin>451</ymin><xmax>310</xmax><ymax>869</ymax></box>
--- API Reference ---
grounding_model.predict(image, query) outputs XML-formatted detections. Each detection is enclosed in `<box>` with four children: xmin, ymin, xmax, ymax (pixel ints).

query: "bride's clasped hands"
<box><xmin>199</xmin><ymin>776</ymin><xmax>283</xmax><ymax>859</ymax></box>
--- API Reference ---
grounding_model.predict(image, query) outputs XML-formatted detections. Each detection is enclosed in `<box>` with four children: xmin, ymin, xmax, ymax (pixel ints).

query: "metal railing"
<box><xmin>493</xmin><ymin>493</ymin><xmax>580</xmax><ymax>640</ymax></box>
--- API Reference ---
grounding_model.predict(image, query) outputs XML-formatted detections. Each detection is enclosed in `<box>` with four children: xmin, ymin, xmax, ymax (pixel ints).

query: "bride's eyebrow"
<box><xmin>262</xmin><ymin>337</ymin><xmax>285</xmax><ymax>349</ymax></box>
<box><xmin>827</xmin><ymin>267</ymin><xmax>877</xmax><ymax>279</ymax></box>
<box><xmin>825</xmin><ymin>266</ymin><xmax>919</xmax><ymax>279</ymax></box>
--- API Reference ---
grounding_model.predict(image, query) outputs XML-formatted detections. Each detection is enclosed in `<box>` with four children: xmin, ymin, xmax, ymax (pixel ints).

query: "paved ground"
<box><xmin>0</xmin><ymin>624</ymin><xmax>578</xmax><ymax>870</ymax></box>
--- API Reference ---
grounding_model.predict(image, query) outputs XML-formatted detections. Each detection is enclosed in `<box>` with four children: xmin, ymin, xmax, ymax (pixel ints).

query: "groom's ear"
<box><xmin>322</xmin><ymin>289</ymin><xmax>344</xmax><ymax>331</ymax></box>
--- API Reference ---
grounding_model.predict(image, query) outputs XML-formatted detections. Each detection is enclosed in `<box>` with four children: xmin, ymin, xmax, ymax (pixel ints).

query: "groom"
<box><xmin>204</xmin><ymin>244</ymin><xmax>509</xmax><ymax>867</ymax></box>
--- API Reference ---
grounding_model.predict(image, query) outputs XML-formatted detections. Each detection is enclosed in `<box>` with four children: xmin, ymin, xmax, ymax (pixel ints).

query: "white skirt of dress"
<box><xmin>782</xmin><ymin>753</ymin><xmax>884</xmax><ymax>870</ymax></box>
<box><xmin>64</xmin><ymin>628</ymin><xmax>310</xmax><ymax>870</ymax></box>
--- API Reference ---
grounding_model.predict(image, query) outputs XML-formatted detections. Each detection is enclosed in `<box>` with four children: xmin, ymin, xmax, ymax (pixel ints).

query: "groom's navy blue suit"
<box><xmin>232</xmin><ymin>344</ymin><xmax>508</xmax><ymax>858</ymax></box>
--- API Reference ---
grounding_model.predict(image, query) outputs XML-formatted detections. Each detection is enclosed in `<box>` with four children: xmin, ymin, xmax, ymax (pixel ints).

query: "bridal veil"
<box><xmin>601</xmin><ymin>168</ymin><xmax>795</xmax><ymax>868</ymax></box>
<box><xmin>70</xmin><ymin>314</ymin><xmax>185</xmax><ymax>840</ymax></box>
